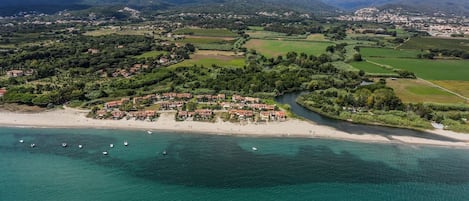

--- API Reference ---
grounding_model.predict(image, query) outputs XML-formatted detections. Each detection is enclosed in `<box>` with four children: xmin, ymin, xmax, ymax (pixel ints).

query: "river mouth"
<box><xmin>275</xmin><ymin>92</ymin><xmax>462</xmax><ymax>143</ymax></box>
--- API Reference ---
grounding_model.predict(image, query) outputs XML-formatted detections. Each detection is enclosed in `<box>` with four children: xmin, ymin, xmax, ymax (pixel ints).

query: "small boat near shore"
<box><xmin>147</xmin><ymin>131</ymin><xmax>152</xmax><ymax>134</ymax></box>
<box><xmin>102</xmin><ymin>151</ymin><xmax>108</xmax><ymax>155</ymax></box>
<box><xmin>252</xmin><ymin>147</ymin><xmax>258</xmax><ymax>151</ymax></box>
<box><xmin>124</xmin><ymin>141</ymin><xmax>128</xmax><ymax>146</ymax></box>
<box><xmin>62</xmin><ymin>143</ymin><xmax>67</xmax><ymax>148</ymax></box>
<box><xmin>30</xmin><ymin>144</ymin><xmax>36</xmax><ymax>148</ymax></box>
<box><xmin>19</xmin><ymin>139</ymin><xmax>24</xmax><ymax>143</ymax></box>
<box><xmin>162</xmin><ymin>150</ymin><xmax>167</xmax><ymax>155</ymax></box>
<box><xmin>78</xmin><ymin>144</ymin><xmax>83</xmax><ymax>149</ymax></box>
<box><xmin>110</xmin><ymin>144</ymin><xmax>114</xmax><ymax>148</ymax></box>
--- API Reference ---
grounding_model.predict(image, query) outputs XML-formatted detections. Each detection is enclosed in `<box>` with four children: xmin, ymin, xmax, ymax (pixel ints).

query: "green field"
<box><xmin>399</xmin><ymin>37</ymin><xmax>469</xmax><ymax>51</ymax></box>
<box><xmin>83</xmin><ymin>29</ymin><xmax>152</xmax><ymax>36</ymax></box>
<box><xmin>360</xmin><ymin>47</ymin><xmax>421</xmax><ymax>58</ymax></box>
<box><xmin>350</xmin><ymin>61</ymin><xmax>396</xmax><ymax>74</ymax></box>
<box><xmin>134</xmin><ymin>51</ymin><xmax>167</xmax><ymax>59</ymax></box>
<box><xmin>245</xmin><ymin>30</ymin><xmax>287</xmax><ymax>39</ymax></box>
<box><xmin>179</xmin><ymin>37</ymin><xmax>235</xmax><ymax>51</ymax></box>
<box><xmin>386</xmin><ymin>79</ymin><xmax>466</xmax><ymax>104</ymax></box>
<box><xmin>245</xmin><ymin>39</ymin><xmax>333</xmax><ymax>57</ymax></box>
<box><xmin>169</xmin><ymin>52</ymin><xmax>245</xmax><ymax>68</ymax></box>
<box><xmin>174</xmin><ymin>28</ymin><xmax>237</xmax><ymax>37</ymax></box>
<box><xmin>368</xmin><ymin>58</ymin><xmax>469</xmax><ymax>81</ymax></box>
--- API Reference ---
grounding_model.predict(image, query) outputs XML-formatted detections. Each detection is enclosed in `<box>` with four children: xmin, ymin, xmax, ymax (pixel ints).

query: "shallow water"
<box><xmin>1</xmin><ymin>127</ymin><xmax>469</xmax><ymax>201</ymax></box>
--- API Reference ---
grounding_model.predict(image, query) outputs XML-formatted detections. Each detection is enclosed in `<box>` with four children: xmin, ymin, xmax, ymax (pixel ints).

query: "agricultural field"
<box><xmin>399</xmin><ymin>37</ymin><xmax>469</xmax><ymax>52</ymax></box>
<box><xmin>83</xmin><ymin>29</ymin><xmax>152</xmax><ymax>36</ymax></box>
<box><xmin>178</xmin><ymin>36</ymin><xmax>236</xmax><ymax>51</ymax></box>
<box><xmin>169</xmin><ymin>50</ymin><xmax>245</xmax><ymax>68</ymax></box>
<box><xmin>350</xmin><ymin>61</ymin><xmax>397</xmax><ymax>75</ymax></box>
<box><xmin>360</xmin><ymin>47</ymin><xmax>421</xmax><ymax>58</ymax></box>
<box><xmin>134</xmin><ymin>50</ymin><xmax>167</xmax><ymax>59</ymax></box>
<box><xmin>432</xmin><ymin>81</ymin><xmax>469</xmax><ymax>99</ymax></box>
<box><xmin>245</xmin><ymin>30</ymin><xmax>287</xmax><ymax>39</ymax></box>
<box><xmin>173</xmin><ymin>28</ymin><xmax>237</xmax><ymax>37</ymax></box>
<box><xmin>306</xmin><ymin>34</ymin><xmax>327</xmax><ymax>41</ymax></box>
<box><xmin>385</xmin><ymin>79</ymin><xmax>466</xmax><ymax>104</ymax></box>
<box><xmin>367</xmin><ymin>58</ymin><xmax>469</xmax><ymax>81</ymax></box>
<box><xmin>244</xmin><ymin>39</ymin><xmax>333</xmax><ymax>57</ymax></box>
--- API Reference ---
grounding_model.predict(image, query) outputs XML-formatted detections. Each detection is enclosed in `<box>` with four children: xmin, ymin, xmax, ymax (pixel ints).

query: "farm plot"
<box><xmin>244</xmin><ymin>39</ymin><xmax>333</xmax><ymax>57</ymax></box>
<box><xmin>386</xmin><ymin>79</ymin><xmax>466</xmax><ymax>104</ymax></box>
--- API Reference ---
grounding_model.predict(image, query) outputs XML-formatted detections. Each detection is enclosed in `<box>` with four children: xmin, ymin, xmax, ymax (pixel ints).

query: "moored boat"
<box><xmin>19</xmin><ymin>139</ymin><xmax>24</xmax><ymax>143</ymax></box>
<box><xmin>124</xmin><ymin>141</ymin><xmax>128</xmax><ymax>146</ymax></box>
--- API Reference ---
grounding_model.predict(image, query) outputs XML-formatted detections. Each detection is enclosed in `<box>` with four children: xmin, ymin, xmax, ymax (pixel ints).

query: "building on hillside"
<box><xmin>6</xmin><ymin>70</ymin><xmax>24</xmax><ymax>78</ymax></box>
<box><xmin>0</xmin><ymin>88</ymin><xmax>7</xmax><ymax>97</ymax></box>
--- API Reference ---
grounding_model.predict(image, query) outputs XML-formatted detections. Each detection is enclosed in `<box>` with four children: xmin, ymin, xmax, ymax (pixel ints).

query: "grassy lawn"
<box><xmin>368</xmin><ymin>58</ymin><xmax>469</xmax><ymax>81</ymax></box>
<box><xmin>399</xmin><ymin>37</ymin><xmax>469</xmax><ymax>52</ymax></box>
<box><xmin>178</xmin><ymin>37</ymin><xmax>235</xmax><ymax>51</ymax></box>
<box><xmin>306</xmin><ymin>34</ymin><xmax>327</xmax><ymax>41</ymax></box>
<box><xmin>350</xmin><ymin>61</ymin><xmax>396</xmax><ymax>74</ymax></box>
<box><xmin>360</xmin><ymin>47</ymin><xmax>421</xmax><ymax>58</ymax></box>
<box><xmin>174</xmin><ymin>28</ymin><xmax>237</xmax><ymax>37</ymax></box>
<box><xmin>386</xmin><ymin>79</ymin><xmax>466</xmax><ymax>104</ymax></box>
<box><xmin>134</xmin><ymin>50</ymin><xmax>167</xmax><ymax>59</ymax></box>
<box><xmin>432</xmin><ymin>80</ymin><xmax>469</xmax><ymax>98</ymax></box>
<box><xmin>169</xmin><ymin>51</ymin><xmax>245</xmax><ymax>68</ymax></box>
<box><xmin>244</xmin><ymin>39</ymin><xmax>333</xmax><ymax>57</ymax></box>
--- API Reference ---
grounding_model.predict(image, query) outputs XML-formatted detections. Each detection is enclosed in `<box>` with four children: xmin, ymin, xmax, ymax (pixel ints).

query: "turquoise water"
<box><xmin>1</xmin><ymin>127</ymin><xmax>469</xmax><ymax>201</ymax></box>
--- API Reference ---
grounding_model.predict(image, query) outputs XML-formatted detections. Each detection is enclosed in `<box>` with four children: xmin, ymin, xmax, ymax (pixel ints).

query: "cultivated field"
<box><xmin>350</xmin><ymin>61</ymin><xmax>396</xmax><ymax>75</ymax></box>
<box><xmin>360</xmin><ymin>47</ymin><xmax>421</xmax><ymax>58</ymax></box>
<box><xmin>385</xmin><ymin>79</ymin><xmax>466</xmax><ymax>104</ymax></box>
<box><xmin>169</xmin><ymin>50</ymin><xmax>245</xmax><ymax>68</ymax></box>
<box><xmin>178</xmin><ymin>36</ymin><xmax>236</xmax><ymax>51</ymax></box>
<box><xmin>83</xmin><ymin>29</ymin><xmax>152</xmax><ymax>36</ymax></box>
<box><xmin>399</xmin><ymin>37</ymin><xmax>469</xmax><ymax>52</ymax></box>
<box><xmin>134</xmin><ymin>50</ymin><xmax>167</xmax><ymax>59</ymax></box>
<box><xmin>432</xmin><ymin>81</ymin><xmax>469</xmax><ymax>99</ymax></box>
<box><xmin>367</xmin><ymin>58</ymin><xmax>469</xmax><ymax>81</ymax></box>
<box><xmin>173</xmin><ymin>28</ymin><xmax>237</xmax><ymax>37</ymax></box>
<box><xmin>306</xmin><ymin>34</ymin><xmax>327</xmax><ymax>41</ymax></box>
<box><xmin>244</xmin><ymin>39</ymin><xmax>333</xmax><ymax>57</ymax></box>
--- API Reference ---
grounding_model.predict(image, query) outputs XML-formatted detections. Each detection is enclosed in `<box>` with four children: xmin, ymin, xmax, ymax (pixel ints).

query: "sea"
<box><xmin>1</xmin><ymin>126</ymin><xmax>469</xmax><ymax>201</ymax></box>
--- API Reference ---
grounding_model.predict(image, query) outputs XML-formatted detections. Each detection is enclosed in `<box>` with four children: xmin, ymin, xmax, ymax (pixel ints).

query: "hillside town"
<box><xmin>336</xmin><ymin>7</ymin><xmax>469</xmax><ymax>37</ymax></box>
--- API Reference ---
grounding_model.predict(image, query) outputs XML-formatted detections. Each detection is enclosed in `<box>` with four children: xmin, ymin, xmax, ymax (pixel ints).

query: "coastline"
<box><xmin>1</xmin><ymin>108</ymin><xmax>469</xmax><ymax>148</ymax></box>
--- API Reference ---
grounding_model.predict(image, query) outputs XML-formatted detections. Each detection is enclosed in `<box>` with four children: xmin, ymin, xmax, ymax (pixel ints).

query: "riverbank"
<box><xmin>0</xmin><ymin>108</ymin><xmax>469</xmax><ymax>147</ymax></box>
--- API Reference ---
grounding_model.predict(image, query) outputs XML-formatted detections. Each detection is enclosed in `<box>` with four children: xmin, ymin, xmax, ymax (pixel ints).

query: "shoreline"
<box><xmin>1</xmin><ymin>108</ymin><xmax>469</xmax><ymax>148</ymax></box>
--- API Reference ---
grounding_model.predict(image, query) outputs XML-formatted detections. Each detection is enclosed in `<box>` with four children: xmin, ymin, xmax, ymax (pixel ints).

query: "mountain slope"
<box><xmin>0</xmin><ymin>0</ymin><xmax>329</xmax><ymax>16</ymax></box>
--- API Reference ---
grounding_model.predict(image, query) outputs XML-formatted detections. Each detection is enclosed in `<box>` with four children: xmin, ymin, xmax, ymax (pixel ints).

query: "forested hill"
<box><xmin>0</xmin><ymin>0</ymin><xmax>338</xmax><ymax>16</ymax></box>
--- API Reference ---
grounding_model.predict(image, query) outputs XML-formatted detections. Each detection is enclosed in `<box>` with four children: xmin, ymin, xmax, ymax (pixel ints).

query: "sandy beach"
<box><xmin>1</xmin><ymin>107</ymin><xmax>469</xmax><ymax>147</ymax></box>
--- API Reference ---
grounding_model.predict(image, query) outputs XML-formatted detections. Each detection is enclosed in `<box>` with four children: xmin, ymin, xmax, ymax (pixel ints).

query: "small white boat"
<box><xmin>62</xmin><ymin>143</ymin><xmax>67</xmax><ymax>148</ymax></box>
<box><xmin>124</xmin><ymin>141</ymin><xmax>128</xmax><ymax>146</ymax></box>
<box><xmin>19</xmin><ymin>139</ymin><xmax>24</xmax><ymax>143</ymax></box>
<box><xmin>102</xmin><ymin>151</ymin><xmax>108</xmax><ymax>155</ymax></box>
<box><xmin>147</xmin><ymin>131</ymin><xmax>152</xmax><ymax>134</ymax></box>
<box><xmin>30</xmin><ymin>144</ymin><xmax>36</xmax><ymax>148</ymax></box>
<box><xmin>252</xmin><ymin>147</ymin><xmax>258</xmax><ymax>151</ymax></box>
<box><xmin>110</xmin><ymin>144</ymin><xmax>114</xmax><ymax>148</ymax></box>
<box><xmin>162</xmin><ymin>150</ymin><xmax>167</xmax><ymax>155</ymax></box>
<box><xmin>78</xmin><ymin>144</ymin><xmax>83</xmax><ymax>149</ymax></box>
